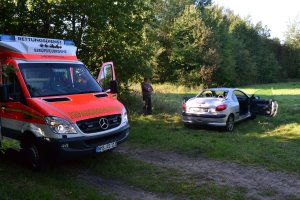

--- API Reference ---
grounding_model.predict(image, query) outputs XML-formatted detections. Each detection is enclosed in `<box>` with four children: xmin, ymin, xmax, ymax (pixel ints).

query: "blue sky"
<box><xmin>213</xmin><ymin>0</ymin><xmax>300</xmax><ymax>41</ymax></box>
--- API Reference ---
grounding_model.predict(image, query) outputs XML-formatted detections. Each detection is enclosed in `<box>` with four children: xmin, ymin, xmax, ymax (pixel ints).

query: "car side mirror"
<box><xmin>110</xmin><ymin>80</ymin><xmax>118</xmax><ymax>94</ymax></box>
<box><xmin>0</xmin><ymin>85</ymin><xmax>9</xmax><ymax>102</ymax></box>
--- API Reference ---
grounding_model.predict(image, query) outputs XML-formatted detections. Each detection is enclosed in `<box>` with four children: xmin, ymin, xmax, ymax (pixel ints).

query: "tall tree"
<box><xmin>283</xmin><ymin>16</ymin><xmax>300</xmax><ymax>79</ymax></box>
<box><xmin>169</xmin><ymin>5</ymin><xmax>218</xmax><ymax>87</ymax></box>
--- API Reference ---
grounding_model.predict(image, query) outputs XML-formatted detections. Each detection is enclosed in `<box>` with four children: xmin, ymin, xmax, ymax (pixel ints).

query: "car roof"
<box><xmin>203</xmin><ymin>88</ymin><xmax>240</xmax><ymax>91</ymax></box>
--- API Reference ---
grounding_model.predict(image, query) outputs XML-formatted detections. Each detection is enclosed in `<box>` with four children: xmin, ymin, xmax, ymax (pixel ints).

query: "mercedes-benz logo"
<box><xmin>99</xmin><ymin>118</ymin><xmax>109</xmax><ymax>130</ymax></box>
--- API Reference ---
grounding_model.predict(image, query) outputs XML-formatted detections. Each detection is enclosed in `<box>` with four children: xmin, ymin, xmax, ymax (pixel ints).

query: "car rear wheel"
<box><xmin>183</xmin><ymin>123</ymin><xmax>194</xmax><ymax>128</ymax></box>
<box><xmin>225</xmin><ymin>114</ymin><xmax>234</xmax><ymax>132</ymax></box>
<box><xmin>250</xmin><ymin>113</ymin><xmax>256</xmax><ymax>120</ymax></box>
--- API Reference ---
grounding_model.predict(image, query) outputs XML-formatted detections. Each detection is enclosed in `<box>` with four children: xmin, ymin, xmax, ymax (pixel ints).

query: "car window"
<box><xmin>199</xmin><ymin>90</ymin><xmax>213</xmax><ymax>97</ymax></box>
<box><xmin>232</xmin><ymin>93</ymin><xmax>238</xmax><ymax>102</ymax></box>
<box><xmin>198</xmin><ymin>90</ymin><xmax>229</xmax><ymax>98</ymax></box>
<box><xmin>234</xmin><ymin>90</ymin><xmax>248</xmax><ymax>99</ymax></box>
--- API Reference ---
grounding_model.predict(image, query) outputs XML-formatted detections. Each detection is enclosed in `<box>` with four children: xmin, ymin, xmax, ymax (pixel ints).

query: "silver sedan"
<box><xmin>182</xmin><ymin>88</ymin><xmax>278</xmax><ymax>131</ymax></box>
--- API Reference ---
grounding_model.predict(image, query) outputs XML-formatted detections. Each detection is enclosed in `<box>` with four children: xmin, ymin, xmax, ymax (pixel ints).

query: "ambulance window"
<box><xmin>99</xmin><ymin>64</ymin><xmax>113</xmax><ymax>91</ymax></box>
<box><xmin>73</xmin><ymin>67</ymin><xmax>89</xmax><ymax>89</ymax></box>
<box><xmin>3</xmin><ymin>73</ymin><xmax>25</xmax><ymax>103</ymax></box>
<box><xmin>19</xmin><ymin>63</ymin><xmax>102</xmax><ymax>97</ymax></box>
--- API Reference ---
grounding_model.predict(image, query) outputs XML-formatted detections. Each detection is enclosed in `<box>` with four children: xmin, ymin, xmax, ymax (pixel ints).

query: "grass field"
<box><xmin>129</xmin><ymin>82</ymin><xmax>300</xmax><ymax>173</ymax></box>
<box><xmin>1</xmin><ymin>82</ymin><xmax>300</xmax><ymax>199</ymax></box>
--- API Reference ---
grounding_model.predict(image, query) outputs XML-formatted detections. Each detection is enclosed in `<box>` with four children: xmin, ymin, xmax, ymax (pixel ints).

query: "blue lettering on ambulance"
<box><xmin>34</xmin><ymin>48</ymin><xmax>67</xmax><ymax>54</ymax></box>
<box><xmin>16</xmin><ymin>36</ymin><xmax>62</xmax><ymax>45</ymax></box>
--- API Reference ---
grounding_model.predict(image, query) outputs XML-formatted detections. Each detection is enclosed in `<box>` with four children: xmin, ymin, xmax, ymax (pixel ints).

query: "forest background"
<box><xmin>1</xmin><ymin>0</ymin><xmax>300</xmax><ymax>88</ymax></box>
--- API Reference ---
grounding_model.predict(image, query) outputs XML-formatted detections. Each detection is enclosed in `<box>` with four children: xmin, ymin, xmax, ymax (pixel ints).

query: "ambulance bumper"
<box><xmin>40</xmin><ymin>124</ymin><xmax>130</xmax><ymax>159</ymax></box>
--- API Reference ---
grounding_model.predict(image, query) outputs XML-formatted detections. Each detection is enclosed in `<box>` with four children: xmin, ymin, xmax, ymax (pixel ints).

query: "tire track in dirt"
<box><xmin>116</xmin><ymin>146</ymin><xmax>300</xmax><ymax>200</ymax></box>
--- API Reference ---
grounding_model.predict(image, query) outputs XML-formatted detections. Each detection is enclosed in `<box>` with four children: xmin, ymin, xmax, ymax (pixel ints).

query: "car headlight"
<box><xmin>45</xmin><ymin>116</ymin><xmax>77</xmax><ymax>134</ymax></box>
<box><xmin>122</xmin><ymin>107</ymin><xmax>128</xmax><ymax>125</ymax></box>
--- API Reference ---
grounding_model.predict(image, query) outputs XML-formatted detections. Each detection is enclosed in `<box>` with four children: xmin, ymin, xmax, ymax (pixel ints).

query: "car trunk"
<box><xmin>186</xmin><ymin>97</ymin><xmax>225</xmax><ymax>114</ymax></box>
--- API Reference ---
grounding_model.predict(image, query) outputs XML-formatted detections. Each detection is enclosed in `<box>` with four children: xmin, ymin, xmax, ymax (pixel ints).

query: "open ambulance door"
<box><xmin>250</xmin><ymin>97</ymin><xmax>278</xmax><ymax>117</ymax></box>
<box><xmin>97</xmin><ymin>62</ymin><xmax>117</xmax><ymax>94</ymax></box>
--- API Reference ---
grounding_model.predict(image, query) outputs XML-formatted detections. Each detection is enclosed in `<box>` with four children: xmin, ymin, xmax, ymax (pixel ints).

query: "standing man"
<box><xmin>141</xmin><ymin>77</ymin><xmax>153</xmax><ymax>115</ymax></box>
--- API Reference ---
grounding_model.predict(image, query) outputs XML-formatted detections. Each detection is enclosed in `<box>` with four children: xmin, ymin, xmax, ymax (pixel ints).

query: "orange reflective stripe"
<box><xmin>3</xmin><ymin>107</ymin><xmax>44</xmax><ymax>120</ymax></box>
<box><xmin>3</xmin><ymin>51</ymin><xmax>77</xmax><ymax>61</ymax></box>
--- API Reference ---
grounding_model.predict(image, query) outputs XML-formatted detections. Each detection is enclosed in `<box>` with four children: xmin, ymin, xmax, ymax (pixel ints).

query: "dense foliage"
<box><xmin>0</xmin><ymin>0</ymin><xmax>299</xmax><ymax>87</ymax></box>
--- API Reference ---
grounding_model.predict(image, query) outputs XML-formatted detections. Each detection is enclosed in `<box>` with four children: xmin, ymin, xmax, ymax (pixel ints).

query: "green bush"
<box><xmin>0</xmin><ymin>140</ymin><xmax>20</xmax><ymax>154</ymax></box>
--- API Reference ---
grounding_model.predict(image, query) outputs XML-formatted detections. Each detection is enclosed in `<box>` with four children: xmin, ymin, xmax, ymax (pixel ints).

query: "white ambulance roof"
<box><xmin>0</xmin><ymin>35</ymin><xmax>77</xmax><ymax>57</ymax></box>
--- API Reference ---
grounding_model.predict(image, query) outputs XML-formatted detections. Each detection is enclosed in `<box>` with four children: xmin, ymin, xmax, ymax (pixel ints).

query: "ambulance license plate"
<box><xmin>96</xmin><ymin>142</ymin><xmax>117</xmax><ymax>153</ymax></box>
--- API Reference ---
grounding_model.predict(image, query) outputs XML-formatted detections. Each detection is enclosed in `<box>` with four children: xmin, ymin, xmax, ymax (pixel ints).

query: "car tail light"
<box><xmin>182</xmin><ymin>102</ymin><xmax>187</xmax><ymax>111</ymax></box>
<box><xmin>215</xmin><ymin>104</ymin><xmax>227</xmax><ymax>112</ymax></box>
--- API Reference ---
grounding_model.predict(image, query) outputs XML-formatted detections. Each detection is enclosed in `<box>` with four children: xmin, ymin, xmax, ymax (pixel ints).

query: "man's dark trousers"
<box><xmin>143</xmin><ymin>95</ymin><xmax>152</xmax><ymax>115</ymax></box>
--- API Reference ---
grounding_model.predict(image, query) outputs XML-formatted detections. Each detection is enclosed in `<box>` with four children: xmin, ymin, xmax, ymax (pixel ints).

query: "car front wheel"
<box><xmin>225</xmin><ymin>114</ymin><xmax>234</xmax><ymax>132</ymax></box>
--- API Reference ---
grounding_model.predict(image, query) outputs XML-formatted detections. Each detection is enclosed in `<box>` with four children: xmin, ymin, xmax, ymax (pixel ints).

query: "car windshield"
<box><xmin>197</xmin><ymin>89</ymin><xmax>229</xmax><ymax>98</ymax></box>
<box><xmin>19</xmin><ymin>63</ymin><xmax>103</xmax><ymax>97</ymax></box>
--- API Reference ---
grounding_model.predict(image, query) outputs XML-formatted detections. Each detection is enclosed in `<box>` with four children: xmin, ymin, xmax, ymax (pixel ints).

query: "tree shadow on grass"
<box><xmin>0</xmin><ymin>149</ymin><xmax>23</xmax><ymax>166</ymax></box>
<box><xmin>0</xmin><ymin>148</ymin><xmax>87</xmax><ymax>171</ymax></box>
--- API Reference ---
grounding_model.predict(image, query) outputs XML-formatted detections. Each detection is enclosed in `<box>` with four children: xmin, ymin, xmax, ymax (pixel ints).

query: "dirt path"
<box><xmin>116</xmin><ymin>146</ymin><xmax>300</xmax><ymax>200</ymax></box>
<box><xmin>78</xmin><ymin>174</ymin><xmax>185</xmax><ymax>200</ymax></box>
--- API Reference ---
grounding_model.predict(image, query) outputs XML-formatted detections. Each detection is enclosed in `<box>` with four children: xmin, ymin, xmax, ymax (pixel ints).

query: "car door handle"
<box><xmin>1</xmin><ymin>105</ymin><xmax>6</xmax><ymax>110</ymax></box>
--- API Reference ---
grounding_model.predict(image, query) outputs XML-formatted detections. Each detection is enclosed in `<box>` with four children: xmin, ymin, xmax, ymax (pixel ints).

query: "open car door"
<box><xmin>97</xmin><ymin>62</ymin><xmax>117</xmax><ymax>94</ymax></box>
<box><xmin>250</xmin><ymin>97</ymin><xmax>278</xmax><ymax>117</ymax></box>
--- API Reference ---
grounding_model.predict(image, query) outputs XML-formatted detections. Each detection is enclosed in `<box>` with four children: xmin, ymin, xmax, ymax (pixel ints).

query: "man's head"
<box><xmin>144</xmin><ymin>77</ymin><xmax>151</xmax><ymax>83</ymax></box>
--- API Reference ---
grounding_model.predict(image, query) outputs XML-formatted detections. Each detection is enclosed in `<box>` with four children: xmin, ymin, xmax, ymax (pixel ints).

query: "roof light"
<box><xmin>0</xmin><ymin>34</ymin><xmax>16</xmax><ymax>41</ymax></box>
<box><xmin>64</xmin><ymin>40</ymin><xmax>75</xmax><ymax>46</ymax></box>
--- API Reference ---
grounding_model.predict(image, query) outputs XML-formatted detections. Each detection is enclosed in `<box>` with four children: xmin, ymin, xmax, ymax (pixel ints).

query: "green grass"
<box><xmin>128</xmin><ymin>82</ymin><xmax>300</xmax><ymax>173</ymax></box>
<box><xmin>0</xmin><ymin>154</ymin><xmax>110</xmax><ymax>200</ymax></box>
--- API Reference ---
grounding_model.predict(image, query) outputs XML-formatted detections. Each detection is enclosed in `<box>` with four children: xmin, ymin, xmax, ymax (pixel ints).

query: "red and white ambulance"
<box><xmin>0</xmin><ymin>34</ymin><xmax>129</xmax><ymax>168</ymax></box>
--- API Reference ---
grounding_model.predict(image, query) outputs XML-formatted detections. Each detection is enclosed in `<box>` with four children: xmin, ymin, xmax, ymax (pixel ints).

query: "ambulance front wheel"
<box><xmin>22</xmin><ymin>140</ymin><xmax>45</xmax><ymax>170</ymax></box>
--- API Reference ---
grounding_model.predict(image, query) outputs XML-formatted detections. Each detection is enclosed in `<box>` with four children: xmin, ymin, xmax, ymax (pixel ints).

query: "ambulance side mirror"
<box><xmin>110</xmin><ymin>80</ymin><xmax>118</xmax><ymax>94</ymax></box>
<box><xmin>0</xmin><ymin>85</ymin><xmax>9</xmax><ymax>102</ymax></box>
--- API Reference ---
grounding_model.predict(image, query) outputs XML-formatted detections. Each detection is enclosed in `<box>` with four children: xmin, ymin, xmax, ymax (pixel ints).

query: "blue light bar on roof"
<box><xmin>0</xmin><ymin>34</ymin><xmax>16</xmax><ymax>41</ymax></box>
<box><xmin>64</xmin><ymin>40</ymin><xmax>75</xmax><ymax>46</ymax></box>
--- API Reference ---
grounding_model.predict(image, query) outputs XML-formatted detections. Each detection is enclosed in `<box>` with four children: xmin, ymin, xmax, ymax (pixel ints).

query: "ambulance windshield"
<box><xmin>19</xmin><ymin>63</ymin><xmax>103</xmax><ymax>97</ymax></box>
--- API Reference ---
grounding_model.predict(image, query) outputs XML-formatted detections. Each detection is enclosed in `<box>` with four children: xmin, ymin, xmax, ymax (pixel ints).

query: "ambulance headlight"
<box><xmin>45</xmin><ymin>116</ymin><xmax>77</xmax><ymax>134</ymax></box>
<box><xmin>122</xmin><ymin>107</ymin><xmax>128</xmax><ymax>125</ymax></box>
